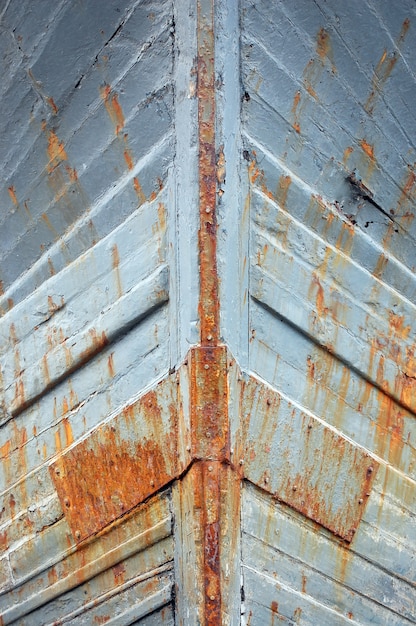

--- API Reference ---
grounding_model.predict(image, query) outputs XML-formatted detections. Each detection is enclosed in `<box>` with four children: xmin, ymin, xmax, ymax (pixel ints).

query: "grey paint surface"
<box><xmin>0</xmin><ymin>0</ymin><xmax>415</xmax><ymax>623</ymax></box>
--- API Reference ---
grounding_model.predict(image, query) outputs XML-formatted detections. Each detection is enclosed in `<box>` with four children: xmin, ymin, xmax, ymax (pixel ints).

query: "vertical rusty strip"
<box><xmin>198</xmin><ymin>0</ymin><xmax>219</xmax><ymax>344</ymax></box>
<box><xmin>196</xmin><ymin>2</ymin><xmax>225</xmax><ymax>622</ymax></box>
<box><xmin>190</xmin><ymin>346</ymin><xmax>229</xmax><ymax>461</ymax></box>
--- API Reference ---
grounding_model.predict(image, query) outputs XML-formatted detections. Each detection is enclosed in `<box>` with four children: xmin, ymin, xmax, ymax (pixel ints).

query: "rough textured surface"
<box><xmin>0</xmin><ymin>0</ymin><xmax>415</xmax><ymax>623</ymax></box>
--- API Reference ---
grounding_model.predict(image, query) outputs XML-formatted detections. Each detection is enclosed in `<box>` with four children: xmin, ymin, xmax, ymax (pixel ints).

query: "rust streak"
<box><xmin>111</xmin><ymin>244</ymin><xmax>123</xmax><ymax>299</ymax></box>
<box><xmin>101</xmin><ymin>85</ymin><xmax>125</xmax><ymax>135</ymax></box>
<box><xmin>47</xmin><ymin>130</ymin><xmax>67</xmax><ymax>172</ymax></box>
<box><xmin>8</xmin><ymin>186</ymin><xmax>18</xmax><ymax>206</ymax></box>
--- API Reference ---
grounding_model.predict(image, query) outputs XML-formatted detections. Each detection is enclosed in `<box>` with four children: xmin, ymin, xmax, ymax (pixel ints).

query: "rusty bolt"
<box><xmin>264</xmin><ymin>477</ymin><xmax>269</xmax><ymax>484</ymax></box>
<box><xmin>55</xmin><ymin>467</ymin><xmax>60</xmax><ymax>476</ymax></box>
<box><xmin>205</xmin><ymin>207</ymin><xmax>211</xmax><ymax>214</ymax></box>
<box><xmin>186</xmin><ymin>445</ymin><xmax>191</xmax><ymax>452</ymax></box>
<box><xmin>307</xmin><ymin>423</ymin><xmax>313</xmax><ymax>430</ymax></box>
<box><xmin>366</xmin><ymin>492</ymin><xmax>371</xmax><ymax>497</ymax></box>
<box><xmin>367</xmin><ymin>466</ymin><xmax>374</xmax><ymax>475</ymax></box>
<box><xmin>204</xmin><ymin>364</ymin><xmax>210</xmax><ymax>370</ymax></box>
<box><xmin>210</xmin><ymin>595</ymin><xmax>215</xmax><ymax>601</ymax></box>
<box><xmin>208</xmin><ymin>465</ymin><xmax>213</xmax><ymax>472</ymax></box>
<box><xmin>358</xmin><ymin>498</ymin><xmax>363</xmax><ymax>504</ymax></box>
<box><xmin>266</xmin><ymin>398</ymin><xmax>271</xmax><ymax>406</ymax></box>
<box><xmin>119</xmin><ymin>503</ymin><xmax>124</xmax><ymax>510</ymax></box>
<box><xmin>239</xmin><ymin>459</ymin><xmax>244</xmax><ymax>466</ymax></box>
<box><xmin>148</xmin><ymin>400</ymin><xmax>152</xmax><ymax>407</ymax></box>
<box><xmin>75</xmin><ymin>530</ymin><xmax>81</xmax><ymax>540</ymax></box>
<box><xmin>207</xmin><ymin>334</ymin><xmax>213</xmax><ymax>341</ymax></box>
<box><xmin>292</xmin><ymin>485</ymin><xmax>297</xmax><ymax>492</ymax></box>
<box><xmin>230</xmin><ymin>448</ymin><xmax>234</xmax><ymax>455</ymax></box>
<box><xmin>150</xmin><ymin>480</ymin><xmax>154</xmax><ymax>487</ymax></box>
<box><xmin>64</xmin><ymin>498</ymin><xmax>70</xmax><ymax>508</ymax></box>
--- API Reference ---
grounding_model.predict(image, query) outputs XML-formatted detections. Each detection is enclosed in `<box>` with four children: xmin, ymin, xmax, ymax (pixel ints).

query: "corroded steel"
<box><xmin>240</xmin><ymin>375</ymin><xmax>379</xmax><ymax>542</ymax></box>
<box><xmin>50</xmin><ymin>376</ymin><xmax>182</xmax><ymax>543</ymax></box>
<box><xmin>190</xmin><ymin>346</ymin><xmax>229</xmax><ymax>461</ymax></box>
<box><xmin>198</xmin><ymin>0</ymin><xmax>220</xmax><ymax>345</ymax></box>
<box><xmin>1</xmin><ymin>0</ymin><xmax>415</xmax><ymax>624</ymax></box>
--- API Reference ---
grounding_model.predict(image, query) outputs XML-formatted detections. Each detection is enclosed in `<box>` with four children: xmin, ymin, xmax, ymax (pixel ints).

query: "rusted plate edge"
<box><xmin>240</xmin><ymin>375</ymin><xmax>380</xmax><ymax>542</ymax></box>
<box><xmin>50</xmin><ymin>374</ymin><xmax>185</xmax><ymax>543</ymax></box>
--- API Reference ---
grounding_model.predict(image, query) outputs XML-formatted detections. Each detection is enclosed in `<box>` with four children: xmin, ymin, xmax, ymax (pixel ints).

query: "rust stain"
<box><xmin>395</xmin><ymin>165</ymin><xmax>416</xmax><ymax>225</ymax></box>
<box><xmin>50</xmin><ymin>381</ymin><xmax>180</xmax><ymax>542</ymax></box>
<box><xmin>364</xmin><ymin>19</ymin><xmax>410</xmax><ymax>114</ymax></box>
<box><xmin>276</xmin><ymin>175</ymin><xmax>292</xmax><ymax>210</ymax></box>
<box><xmin>47</xmin><ymin>97</ymin><xmax>58</xmax><ymax>114</ymax></box>
<box><xmin>8</xmin><ymin>186</ymin><xmax>18</xmax><ymax>205</ymax></box>
<box><xmin>108</xmin><ymin>353</ymin><xmax>116</xmax><ymax>377</ymax></box>
<box><xmin>94</xmin><ymin>616</ymin><xmax>110</xmax><ymax>624</ymax></box>
<box><xmin>197</xmin><ymin>0</ymin><xmax>219</xmax><ymax>345</ymax></box>
<box><xmin>48</xmin><ymin>257</ymin><xmax>56</xmax><ymax>276</ymax></box>
<box><xmin>79</xmin><ymin>329</ymin><xmax>109</xmax><ymax>365</ymax></box>
<box><xmin>63</xmin><ymin>418</ymin><xmax>74</xmax><ymax>447</ymax></box>
<box><xmin>316</xmin><ymin>27</ymin><xmax>331</xmax><ymax>62</ymax></box>
<box><xmin>111</xmin><ymin>244</ymin><xmax>123</xmax><ymax>299</ymax></box>
<box><xmin>65</xmin><ymin>166</ymin><xmax>78</xmax><ymax>183</ymax></box>
<box><xmin>389</xmin><ymin>311</ymin><xmax>410</xmax><ymax>339</ymax></box>
<box><xmin>190</xmin><ymin>346</ymin><xmax>229</xmax><ymax>462</ymax></box>
<box><xmin>47</xmin><ymin>130</ymin><xmax>67</xmax><ymax>172</ymax></box>
<box><xmin>133</xmin><ymin>177</ymin><xmax>146</xmax><ymax>203</ymax></box>
<box><xmin>123</xmin><ymin>148</ymin><xmax>134</xmax><ymax>171</ymax></box>
<box><xmin>343</xmin><ymin>146</ymin><xmax>354</xmax><ymax>164</ymax></box>
<box><xmin>100</xmin><ymin>85</ymin><xmax>125</xmax><ymax>135</ymax></box>
<box><xmin>309</xmin><ymin>274</ymin><xmax>328</xmax><ymax>317</ymax></box>
<box><xmin>292</xmin><ymin>90</ymin><xmax>302</xmax><ymax>134</ymax></box>
<box><xmin>360</xmin><ymin>140</ymin><xmax>375</xmax><ymax>161</ymax></box>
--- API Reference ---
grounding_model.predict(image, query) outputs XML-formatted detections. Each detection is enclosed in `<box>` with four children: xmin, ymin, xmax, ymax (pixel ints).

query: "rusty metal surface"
<box><xmin>190</xmin><ymin>346</ymin><xmax>229</xmax><ymax>461</ymax></box>
<box><xmin>239</xmin><ymin>375</ymin><xmax>379</xmax><ymax>542</ymax></box>
<box><xmin>50</xmin><ymin>375</ymin><xmax>182</xmax><ymax>543</ymax></box>
<box><xmin>0</xmin><ymin>0</ymin><xmax>415</xmax><ymax>623</ymax></box>
<box><xmin>198</xmin><ymin>0</ymin><xmax>220</xmax><ymax>345</ymax></box>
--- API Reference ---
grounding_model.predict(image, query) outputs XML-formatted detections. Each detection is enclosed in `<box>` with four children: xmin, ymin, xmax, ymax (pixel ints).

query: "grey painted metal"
<box><xmin>0</xmin><ymin>0</ymin><xmax>415</xmax><ymax>624</ymax></box>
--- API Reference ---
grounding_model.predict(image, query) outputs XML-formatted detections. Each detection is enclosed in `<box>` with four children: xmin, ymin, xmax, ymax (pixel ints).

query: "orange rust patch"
<box><xmin>133</xmin><ymin>177</ymin><xmax>146</xmax><ymax>203</ymax></box>
<box><xmin>79</xmin><ymin>329</ymin><xmax>109</xmax><ymax>364</ymax></box>
<box><xmin>47</xmin><ymin>130</ymin><xmax>67</xmax><ymax>171</ymax></box>
<box><xmin>316</xmin><ymin>27</ymin><xmax>330</xmax><ymax>58</ymax></box>
<box><xmin>389</xmin><ymin>312</ymin><xmax>410</xmax><ymax>339</ymax></box>
<box><xmin>47</xmin><ymin>97</ymin><xmax>58</xmax><ymax>114</ymax></box>
<box><xmin>343</xmin><ymin>146</ymin><xmax>353</xmax><ymax>164</ymax></box>
<box><xmin>111</xmin><ymin>244</ymin><xmax>123</xmax><ymax>298</ymax></box>
<box><xmin>309</xmin><ymin>274</ymin><xmax>328</xmax><ymax>317</ymax></box>
<box><xmin>363</xmin><ymin>19</ymin><xmax>409</xmax><ymax>116</ymax></box>
<box><xmin>8</xmin><ymin>186</ymin><xmax>18</xmax><ymax>205</ymax></box>
<box><xmin>63</xmin><ymin>418</ymin><xmax>74</xmax><ymax>447</ymax></box>
<box><xmin>51</xmin><ymin>380</ymin><xmax>180</xmax><ymax>542</ymax></box>
<box><xmin>360</xmin><ymin>140</ymin><xmax>375</xmax><ymax>161</ymax></box>
<box><xmin>123</xmin><ymin>148</ymin><xmax>134</xmax><ymax>171</ymax></box>
<box><xmin>292</xmin><ymin>90</ymin><xmax>302</xmax><ymax>134</ymax></box>
<box><xmin>276</xmin><ymin>175</ymin><xmax>291</xmax><ymax>211</ymax></box>
<box><xmin>101</xmin><ymin>85</ymin><xmax>125</xmax><ymax>135</ymax></box>
<box><xmin>65</xmin><ymin>166</ymin><xmax>78</xmax><ymax>183</ymax></box>
<box><xmin>108</xmin><ymin>352</ymin><xmax>115</xmax><ymax>377</ymax></box>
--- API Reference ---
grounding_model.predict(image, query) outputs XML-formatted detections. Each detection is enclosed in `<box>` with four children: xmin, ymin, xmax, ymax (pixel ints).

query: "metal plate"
<box><xmin>240</xmin><ymin>375</ymin><xmax>379</xmax><ymax>541</ymax></box>
<box><xmin>50</xmin><ymin>375</ymin><xmax>182</xmax><ymax>543</ymax></box>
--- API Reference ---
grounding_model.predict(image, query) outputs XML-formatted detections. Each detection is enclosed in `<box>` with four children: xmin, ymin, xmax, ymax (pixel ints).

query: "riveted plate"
<box><xmin>240</xmin><ymin>375</ymin><xmax>379</xmax><ymax>541</ymax></box>
<box><xmin>50</xmin><ymin>374</ymin><xmax>184</xmax><ymax>542</ymax></box>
